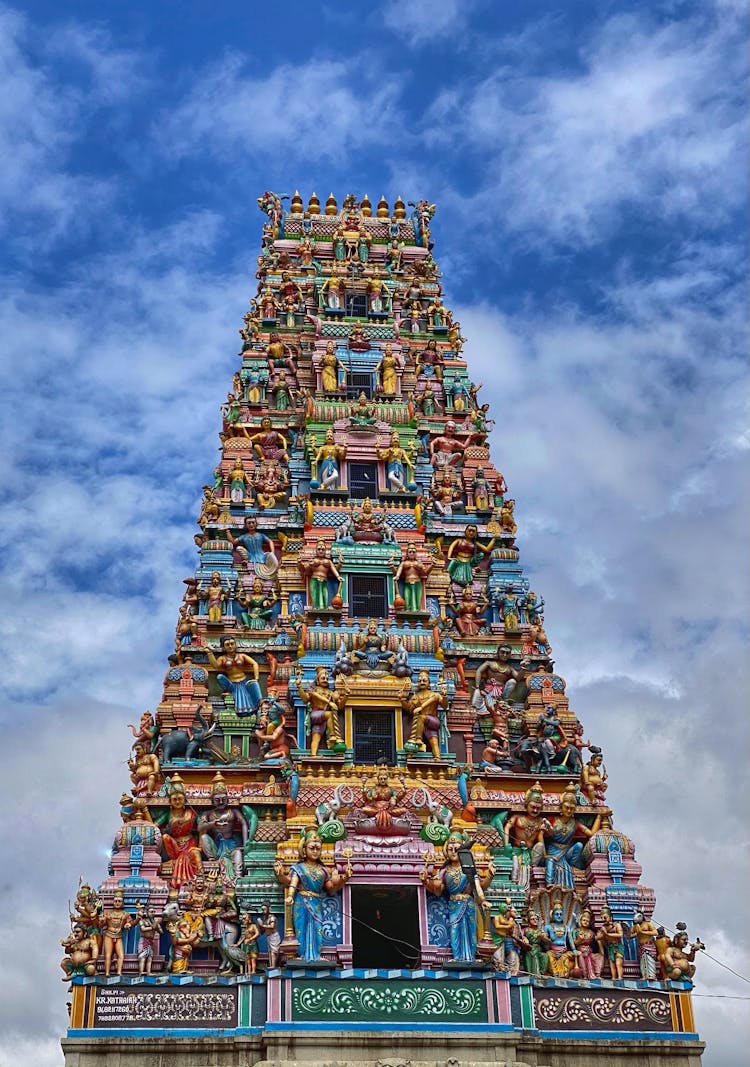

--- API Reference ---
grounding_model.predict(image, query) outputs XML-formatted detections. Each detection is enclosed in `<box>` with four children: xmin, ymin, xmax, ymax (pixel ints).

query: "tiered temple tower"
<box><xmin>61</xmin><ymin>192</ymin><xmax>704</xmax><ymax>1067</ymax></box>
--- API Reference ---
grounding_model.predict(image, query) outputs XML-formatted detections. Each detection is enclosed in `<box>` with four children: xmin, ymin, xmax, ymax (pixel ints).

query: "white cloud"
<box><xmin>382</xmin><ymin>0</ymin><xmax>478</xmax><ymax>45</ymax></box>
<box><xmin>157</xmin><ymin>54</ymin><xmax>404</xmax><ymax>164</ymax></box>
<box><xmin>423</xmin><ymin>6</ymin><xmax>747</xmax><ymax>245</ymax></box>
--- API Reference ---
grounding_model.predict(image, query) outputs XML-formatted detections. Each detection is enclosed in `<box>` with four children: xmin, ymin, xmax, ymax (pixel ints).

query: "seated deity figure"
<box><xmin>661</xmin><ymin>924</ymin><xmax>704</xmax><ymax>980</ymax></box>
<box><xmin>354</xmin><ymin>619</ymin><xmax>395</xmax><ymax>672</ymax></box>
<box><xmin>250</xmin><ymin>417</ymin><xmax>289</xmax><ymax>464</ymax></box>
<box><xmin>198</xmin><ymin>772</ymin><xmax>249</xmax><ymax>880</ymax></box>
<box><xmin>533</xmin><ymin>787</ymin><xmax>601</xmax><ymax>890</ymax></box>
<box><xmin>360</xmin><ymin>767</ymin><xmax>409</xmax><ymax>831</ymax></box>
<box><xmin>349</xmin><ymin>391</ymin><xmax>378</xmax><ymax>428</ymax></box>
<box><xmin>204</xmin><ymin>636</ymin><xmax>262</xmax><ymax>717</ymax></box>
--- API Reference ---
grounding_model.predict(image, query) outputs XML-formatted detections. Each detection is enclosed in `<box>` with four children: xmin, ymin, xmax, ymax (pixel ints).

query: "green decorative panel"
<box><xmin>291</xmin><ymin>980</ymin><xmax>487</xmax><ymax>1022</ymax></box>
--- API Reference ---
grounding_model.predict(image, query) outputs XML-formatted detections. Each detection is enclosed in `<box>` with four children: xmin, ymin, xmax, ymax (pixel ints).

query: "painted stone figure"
<box><xmin>421</xmin><ymin>835</ymin><xmax>494</xmax><ymax>963</ymax></box>
<box><xmin>446</xmin><ymin>525</ymin><xmax>496</xmax><ymax>587</ymax></box>
<box><xmin>278</xmin><ymin>831</ymin><xmax>351</xmax><ymax>962</ymax></box>
<box><xmin>392</xmin><ymin>542</ymin><xmax>433</xmax><ymax>612</ymax></box>
<box><xmin>403</xmin><ymin>670</ymin><xmax>448</xmax><ymax>758</ymax></box>
<box><xmin>158</xmin><ymin>775</ymin><xmax>203</xmax><ymax>888</ymax></box>
<box><xmin>533</xmin><ymin>787</ymin><xmax>601</xmax><ymax>889</ymax></box>
<box><xmin>295</xmin><ymin>666</ymin><xmax>347</xmax><ymax>755</ymax></box>
<box><xmin>198</xmin><ymin>772</ymin><xmax>249</xmax><ymax>880</ymax></box>
<box><xmin>205</xmin><ymin>637</ymin><xmax>262</xmax><ymax>716</ymax></box>
<box><xmin>313</xmin><ymin>429</ymin><xmax>347</xmax><ymax>490</ymax></box>
<box><xmin>299</xmin><ymin>540</ymin><xmax>342</xmax><ymax>610</ymax></box>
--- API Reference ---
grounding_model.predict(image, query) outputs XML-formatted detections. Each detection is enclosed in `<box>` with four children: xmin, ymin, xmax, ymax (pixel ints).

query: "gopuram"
<box><xmin>61</xmin><ymin>192</ymin><xmax>704</xmax><ymax>1067</ymax></box>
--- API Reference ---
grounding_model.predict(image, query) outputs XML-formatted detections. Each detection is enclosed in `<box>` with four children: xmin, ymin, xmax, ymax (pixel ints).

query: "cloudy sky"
<box><xmin>0</xmin><ymin>0</ymin><xmax>747</xmax><ymax>1064</ymax></box>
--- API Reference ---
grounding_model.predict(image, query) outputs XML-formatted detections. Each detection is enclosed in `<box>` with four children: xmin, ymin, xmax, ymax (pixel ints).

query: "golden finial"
<box><xmin>376</xmin><ymin>195</ymin><xmax>390</xmax><ymax>218</ymax></box>
<box><xmin>290</xmin><ymin>190</ymin><xmax>303</xmax><ymax>213</ymax></box>
<box><xmin>308</xmin><ymin>192</ymin><xmax>320</xmax><ymax>215</ymax></box>
<box><xmin>325</xmin><ymin>193</ymin><xmax>338</xmax><ymax>216</ymax></box>
<box><xmin>393</xmin><ymin>196</ymin><xmax>406</xmax><ymax>220</ymax></box>
<box><xmin>360</xmin><ymin>194</ymin><xmax>372</xmax><ymax>217</ymax></box>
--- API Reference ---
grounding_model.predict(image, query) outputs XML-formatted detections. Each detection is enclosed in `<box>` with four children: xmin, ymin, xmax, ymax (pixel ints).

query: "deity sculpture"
<box><xmin>295</xmin><ymin>666</ymin><xmax>347</xmax><ymax>755</ymax></box>
<box><xmin>205</xmin><ymin>636</ymin><xmax>262</xmax><ymax>717</ymax></box>
<box><xmin>350</xmin><ymin>391</ymin><xmax>378</xmax><ymax>428</ymax></box>
<box><xmin>229</xmin><ymin>458</ymin><xmax>249</xmax><ymax>503</ymax></box>
<box><xmin>158</xmin><ymin>775</ymin><xmax>203</xmax><ymax>888</ymax></box>
<box><xmin>228</xmin><ymin>515</ymin><xmax>278</xmax><ymax>569</ymax></box>
<box><xmin>167</xmin><ymin>915</ymin><xmax>201</xmax><ymax>974</ymax></box>
<box><xmin>254</xmin><ymin>703</ymin><xmax>292</xmax><ymax>764</ymax></box>
<box><xmin>199</xmin><ymin>571</ymin><xmax>227</xmax><ymax>624</ymax></box>
<box><xmin>573</xmin><ymin>908</ymin><xmax>604</xmax><ymax>979</ymax></box>
<box><xmin>367</xmin><ymin>266</ymin><xmax>386</xmax><ymax>312</ymax></box>
<box><xmin>321</xmin><ymin>268</ymin><xmax>346</xmax><ymax>311</ymax></box>
<box><xmin>257</xmin><ymin>901</ymin><xmax>281</xmax><ymax>968</ymax></box>
<box><xmin>354</xmin><ymin>619</ymin><xmax>395</xmax><ymax>672</ymax></box>
<box><xmin>474</xmin><ymin>643</ymin><xmax>530</xmax><ymax>703</ymax></box>
<box><xmin>392</xmin><ymin>542</ymin><xmax>433</xmax><ymax>612</ymax></box>
<box><xmin>403</xmin><ymin>670</ymin><xmax>448</xmax><ymax>758</ymax></box>
<box><xmin>499</xmin><ymin>498</ymin><xmax>518</xmax><ymax>536</ymax></box>
<box><xmin>377</xmin><ymin>343</ymin><xmax>399</xmax><ymax>395</ymax></box>
<box><xmin>250</xmin><ymin>417</ymin><xmax>289</xmax><ymax>464</ymax></box>
<box><xmin>313</xmin><ymin>428</ymin><xmax>347</xmax><ymax>490</ymax></box>
<box><xmin>503</xmin><ymin>783</ymin><xmax>551</xmax><ymax>887</ymax></box>
<box><xmin>299</xmin><ymin>540</ymin><xmax>342</xmax><ymax>611</ymax></box>
<box><xmin>128</xmin><ymin>743</ymin><xmax>160</xmax><ymax>796</ymax></box>
<box><xmin>70</xmin><ymin>881</ymin><xmax>102</xmax><ymax>956</ymax></box>
<box><xmin>60</xmin><ymin>924</ymin><xmax>98</xmax><ymax>981</ymax></box>
<box><xmin>277</xmin><ymin>830</ymin><xmax>351</xmax><ymax>962</ymax></box>
<box><xmin>198</xmin><ymin>772</ymin><xmax>249</xmax><ymax>880</ymax></box>
<box><xmin>597</xmin><ymin>905</ymin><xmax>626</xmax><ymax>980</ymax></box>
<box><xmin>376</xmin><ymin>430</ymin><xmax>414</xmax><ymax>492</ymax></box>
<box><xmin>100</xmin><ymin>890</ymin><xmax>133</xmax><ymax>978</ymax></box>
<box><xmin>320</xmin><ymin>341</ymin><xmax>345</xmax><ymax>392</ymax></box>
<box><xmin>521</xmin><ymin>910</ymin><xmax>551</xmax><ymax>976</ymax></box>
<box><xmin>542</xmin><ymin>897</ymin><xmax>579</xmax><ymax>978</ymax></box>
<box><xmin>630</xmin><ymin>910</ymin><xmax>660</xmax><ymax>979</ymax></box>
<box><xmin>421</xmin><ymin>835</ymin><xmax>494</xmax><ymax>963</ymax></box>
<box><xmin>449</xmin><ymin>585</ymin><xmax>489</xmax><ymax>636</ymax></box>
<box><xmin>238</xmin><ymin>913</ymin><xmax>261</xmax><ymax>974</ymax></box>
<box><xmin>127</xmin><ymin>709</ymin><xmax>159</xmax><ymax>753</ymax></box>
<box><xmin>533</xmin><ymin>787</ymin><xmax>601</xmax><ymax>889</ymax></box>
<box><xmin>271</xmin><ymin>372</ymin><xmax>294</xmax><ymax>411</ymax></box>
<box><xmin>492</xmin><ymin>900</ymin><xmax>523</xmax><ymax>975</ymax></box>
<box><xmin>580</xmin><ymin>748</ymin><xmax>608</xmax><ymax>806</ymax></box>
<box><xmin>237</xmin><ymin>576</ymin><xmax>276</xmax><ymax>630</ymax></box>
<box><xmin>360</xmin><ymin>766</ymin><xmax>409</xmax><ymax>831</ymax></box>
<box><xmin>500</xmin><ymin>585</ymin><xmax>519</xmax><ymax>631</ymax></box>
<box><xmin>446</xmin><ymin>525</ymin><xmax>496</xmax><ymax>587</ymax></box>
<box><xmin>133</xmin><ymin>900</ymin><xmax>162</xmax><ymax>976</ymax></box>
<box><xmin>661</xmin><ymin>924</ymin><xmax>704</xmax><ymax>980</ymax></box>
<box><xmin>414</xmin><ymin>338</ymin><xmax>444</xmax><ymax>382</ymax></box>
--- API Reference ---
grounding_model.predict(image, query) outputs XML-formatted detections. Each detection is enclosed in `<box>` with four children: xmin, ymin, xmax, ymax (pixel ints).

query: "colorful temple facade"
<box><xmin>61</xmin><ymin>192</ymin><xmax>704</xmax><ymax>1067</ymax></box>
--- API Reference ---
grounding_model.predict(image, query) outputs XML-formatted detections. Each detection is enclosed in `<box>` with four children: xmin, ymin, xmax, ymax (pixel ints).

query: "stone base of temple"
<box><xmin>62</xmin><ymin>1033</ymin><xmax>705</xmax><ymax>1067</ymax></box>
<box><xmin>62</xmin><ymin>974</ymin><xmax>703</xmax><ymax>1066</ymax></box>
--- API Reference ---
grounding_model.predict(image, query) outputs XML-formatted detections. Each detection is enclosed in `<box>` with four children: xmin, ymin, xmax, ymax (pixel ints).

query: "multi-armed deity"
<box><xmin>61</xmin><ymin>192</ymin><xmax>703</xmax><ymax>1066</ymax></box>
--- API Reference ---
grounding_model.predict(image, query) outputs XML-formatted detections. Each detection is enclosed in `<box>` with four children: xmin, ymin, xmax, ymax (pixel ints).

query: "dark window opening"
<box><xmin>348</xmin><ymin>460</ymin><xmax>379</xmax><ymax>498</ymax></box>
<box><xmin>353</xmin><ymin>707</ymin><xmax>396</xmax><ymax>764</ymax></box>
<box><xmin>351</xmin><ymin>885</ymin><xmax>420</xmax><ymax>968</ymax></box>
<box><xmin>349</xmin><ymin>573</ymin><xmax>388</xmax><ymax>619</ymax></box>
<box><xmin>346</xmin><ymin>371</ymin><xmax>374</xmax><ymax>399</ymax></box>
<box><xmin>346</xmin><ymin>293</ymin><xmax>368</xmax><ymax>318</ymax></box>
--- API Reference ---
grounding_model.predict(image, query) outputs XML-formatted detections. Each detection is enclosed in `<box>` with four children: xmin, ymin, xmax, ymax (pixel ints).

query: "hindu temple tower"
<box><xmin>61</xmin><ymin>191</ymin><xmax>704</xmax><ymax>1067</ymax></box>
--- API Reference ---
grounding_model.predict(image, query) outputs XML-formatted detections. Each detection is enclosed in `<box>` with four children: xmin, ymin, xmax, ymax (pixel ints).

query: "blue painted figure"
<box><xmin>421</xmin><ymin>834</ymin><xmax>494</xmax><ymax>963</ymax></box>
<box><xmin>533</xmin><ymin>787</ymin><xmax>601</xmax><ymax>889</ymax></box>
<box><xmin>282</xmin><ymin>831</ymin><xmax>351</xmax><ymax>962</ymax></box>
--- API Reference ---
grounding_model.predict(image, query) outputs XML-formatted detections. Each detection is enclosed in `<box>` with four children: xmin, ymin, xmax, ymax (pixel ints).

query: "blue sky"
<box><xmin>0</xmin><ymin>1</ymin><xmax>747</xmax><ymax>1064</ymax></box>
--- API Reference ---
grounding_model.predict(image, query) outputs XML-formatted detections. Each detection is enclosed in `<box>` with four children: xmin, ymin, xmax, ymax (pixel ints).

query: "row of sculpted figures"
<box><xmin>62</xmin><ymin>768</ymin><xmax>703</xmax><ymax>983</ymax></box>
